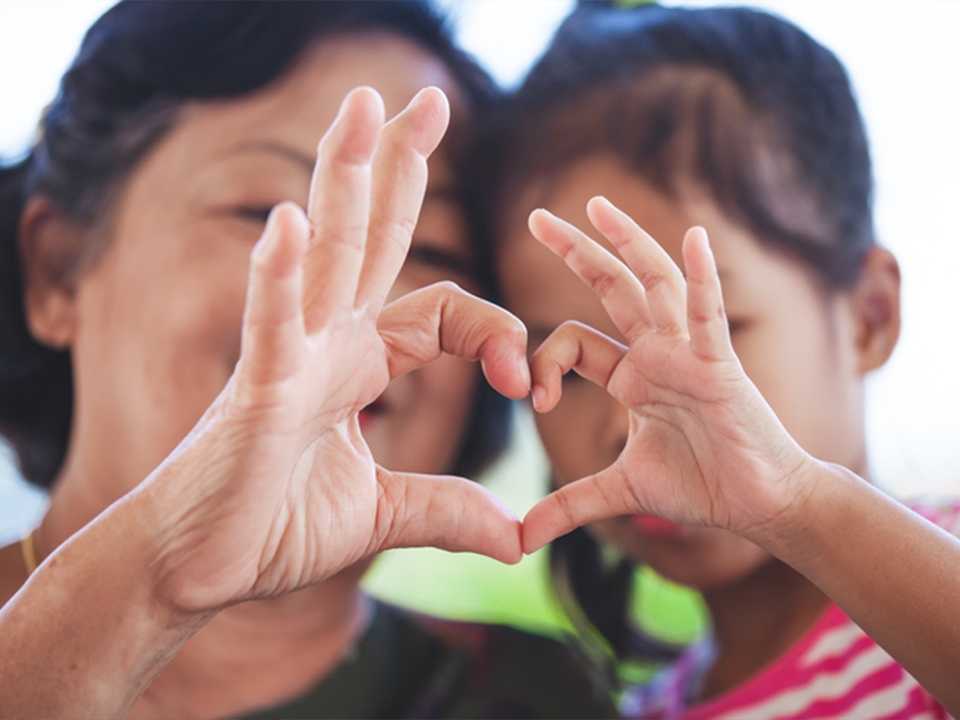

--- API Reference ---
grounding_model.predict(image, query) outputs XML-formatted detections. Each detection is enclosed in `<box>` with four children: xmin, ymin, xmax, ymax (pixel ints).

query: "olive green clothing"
<box><xmin>239</xmin><ymin>601</ymin><xmax>615</xmax><ymax>719</ymax></box>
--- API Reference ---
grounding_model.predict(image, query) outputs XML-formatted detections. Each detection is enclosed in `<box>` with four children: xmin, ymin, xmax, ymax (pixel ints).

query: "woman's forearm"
<box><xmin>757</xmin><ymin>462</ymin><xmax>960</xmax><ymax>714</ymax></box>
<box><xmin>0</xmin><ymin>490</ymin><xmax>212</xmax><ymax>720</ymax></box>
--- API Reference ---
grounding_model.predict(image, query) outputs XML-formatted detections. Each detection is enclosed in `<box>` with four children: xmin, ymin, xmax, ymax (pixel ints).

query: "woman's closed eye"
<box><xmin>400</xmin><ymin>243</ymin><xmax>478</xmax><ymax>291</ymax></box>
<box><xmin>230</xmin><ymin>205</ymin><xmax>276</xmax><ymax>225</ymax></box>
<box><xmin>405</xmin><ymin>244</ymin><xmax>476</xmax><ymax>280</ymax></box>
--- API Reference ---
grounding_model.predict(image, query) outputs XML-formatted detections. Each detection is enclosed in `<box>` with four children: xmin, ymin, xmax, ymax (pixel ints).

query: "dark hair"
<box><xmin>490</xmin><ymin>2</ymin><xmax>876</xmax><ymax>672</ymax></box>
<box><xmin>0</xmin><ymin>0</ymin><xmax>509</xmax><ymax>489</ymax></box>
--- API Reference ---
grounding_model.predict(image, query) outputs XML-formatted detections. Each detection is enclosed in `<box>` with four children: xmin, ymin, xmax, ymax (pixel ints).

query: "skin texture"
<box><xmin>0</xmin><ymin>38</ymin><xmax>527</xmax><ymax>719</ymax></box>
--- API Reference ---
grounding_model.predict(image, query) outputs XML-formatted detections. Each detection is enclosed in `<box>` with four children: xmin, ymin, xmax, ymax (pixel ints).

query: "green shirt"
<box><xmin>239</xmin><ymin>601</ymin><xmax>615</xmax><ymax>719</ymax></box>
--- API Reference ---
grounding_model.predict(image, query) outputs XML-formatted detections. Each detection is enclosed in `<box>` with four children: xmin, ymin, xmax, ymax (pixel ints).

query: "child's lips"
<box><xmin>630</xmin><ymin>514</ymin><xmax>685</xmax><ymax>538</ymax></box>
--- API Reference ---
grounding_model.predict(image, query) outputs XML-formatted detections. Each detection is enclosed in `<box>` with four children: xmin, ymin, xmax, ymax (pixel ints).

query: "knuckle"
<box><xmin>586</xmin><ymin>269</ymin><xmax>617</xmax><ymax>297</ymax></box>
<box><xmin>553</xmin><ymin>487</ymin><xmax>578</xmax><ymax>527</ymax></box>
<box><xmin>433</xmin><ymin>279</ymin><xmax>464</xmax><ymax>296</ymax></box>
<box><xmin>637</xmin><ymin>270</ymin><xmax>666</xmax><ymax>292</ymax></box>
<box><xmin>557</xmin><ymin>319</ymin><xmax>587</xmax><ymax>337</ymax></box>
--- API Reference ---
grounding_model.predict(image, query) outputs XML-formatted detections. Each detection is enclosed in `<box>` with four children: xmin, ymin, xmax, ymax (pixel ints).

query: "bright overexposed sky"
<box><xmin>1</xmin><ymin>1</ymin><xmax>957</xmax><ymax>538</ymax></box>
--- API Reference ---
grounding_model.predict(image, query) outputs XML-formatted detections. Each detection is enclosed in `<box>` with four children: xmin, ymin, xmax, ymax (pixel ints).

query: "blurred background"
<box><xmin>1</xmin><ymin>0</ymin><xmax>957</xmax><ymax>645</ymax></box>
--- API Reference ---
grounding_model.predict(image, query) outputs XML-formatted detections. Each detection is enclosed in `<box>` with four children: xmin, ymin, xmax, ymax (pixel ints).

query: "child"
<box><xmin>492</xmin><ymin>4</ymin><xmax>960</xmax><ymax>716</ymax></box>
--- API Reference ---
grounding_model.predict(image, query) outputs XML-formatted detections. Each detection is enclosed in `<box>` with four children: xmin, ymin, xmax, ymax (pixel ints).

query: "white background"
<box><xmin>1</xmin><ymin>1</ymin><xmax>958</xmax><ymax>541</ymax></box>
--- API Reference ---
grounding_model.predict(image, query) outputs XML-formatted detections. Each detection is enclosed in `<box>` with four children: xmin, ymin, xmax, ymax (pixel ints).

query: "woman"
<box><xmin>0</xmin><ymin>2</ymin><xmax>611</xmax><ymax>717</ymax></box>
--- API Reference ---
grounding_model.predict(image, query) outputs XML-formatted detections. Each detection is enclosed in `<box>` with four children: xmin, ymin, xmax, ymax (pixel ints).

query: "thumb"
<box><xmin>373</xmin><ymin>467</ymin><xmax>522</xmax><ymax>564</ymax></box>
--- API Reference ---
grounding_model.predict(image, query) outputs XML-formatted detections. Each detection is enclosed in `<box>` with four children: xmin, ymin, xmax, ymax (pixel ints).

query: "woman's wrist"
<box><xmin>0</xmin><ymin>487</ymin><xmax>214</xmax><ymax>719</ymax></box>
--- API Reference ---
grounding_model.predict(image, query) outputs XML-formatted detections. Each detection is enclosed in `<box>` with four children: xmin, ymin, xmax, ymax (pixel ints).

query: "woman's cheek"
<box><xmin>398</xmin><ymin>357</ymin><xmax>478</xmax><ymax>475</ymax></box>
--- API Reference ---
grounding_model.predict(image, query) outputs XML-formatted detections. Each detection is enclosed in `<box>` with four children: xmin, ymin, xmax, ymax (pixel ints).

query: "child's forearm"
<box><xmin>754</xmin><ymin>461</ymin><xmax>960</xmax><ymax>714</ymax></box>
<box><xmin>0</xmin><ymin>491</ymin><xmax>212</xmax><ymax>720</ymax></box>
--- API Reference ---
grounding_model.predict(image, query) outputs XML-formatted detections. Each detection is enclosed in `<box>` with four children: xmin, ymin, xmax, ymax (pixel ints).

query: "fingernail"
<box><xmin>532</xmin><ymin>385</ymin><xmax>546</xmax><ymax>411</ymax></box>
<box><xmin>518</xmin><ymin>357</ymin><xmax>532</xmax><ymax>392</ymax></box>
<box><xmin>253</xmin><ymin>206</ymin><xmax>281</xmax><ymax>257</ymax></box>
<box><xmin>528</xmin><ymin>208</ymin><xmax>551</xmax><ymax>233</ymax></box>
<box><xmin>409</xmin><ymin>85</ymin><xmax>442</xmax><ymax>110</ymax></box>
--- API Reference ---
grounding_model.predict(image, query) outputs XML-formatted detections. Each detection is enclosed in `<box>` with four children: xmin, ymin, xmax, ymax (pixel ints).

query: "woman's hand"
<box><xmin>143</xmin><ymin>87</ymin><xmax>529</xmax><ymax>613</ymax></box>
<box><xmin>521</xmin><ymin>196</ymin><xmax>814</xmax><ymax>553</ymax></box>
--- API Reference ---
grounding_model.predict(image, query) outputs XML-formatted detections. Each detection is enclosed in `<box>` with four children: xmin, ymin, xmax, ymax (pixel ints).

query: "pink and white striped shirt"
<box><xmin>622</xmin><ymin>501</ymin><xmax>959</xmax><ymax>720</ymax></box>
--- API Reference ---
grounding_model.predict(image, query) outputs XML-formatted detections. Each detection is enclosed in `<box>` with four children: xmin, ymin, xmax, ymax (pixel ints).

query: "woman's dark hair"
<box><xmin>1</xmin><ymin>0</ymin><xmax>509</xmax><ymax>489</ymax></box>
<box><xmin>487</xmin><ymin>2</ymin><xmax>876</xmax><ymax>673</ymax></box>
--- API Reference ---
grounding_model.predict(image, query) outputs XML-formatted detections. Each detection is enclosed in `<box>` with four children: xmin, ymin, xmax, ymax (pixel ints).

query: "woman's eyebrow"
<box><xmin>406</xmin><ymin>244</ymin><xmax>476</xmax><ymax>276</ymax></box>
<box><xmin>222</xmin><ymin>143</ymin><xmax>462</xmax><ymax>203</ymax></box>
<box><xmin>227</xmin><ymin>140</ymin><xmax>314</xmax><ymax>173</ymax></box>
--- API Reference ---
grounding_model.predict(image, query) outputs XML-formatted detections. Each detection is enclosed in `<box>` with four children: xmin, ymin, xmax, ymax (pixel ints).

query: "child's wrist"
<box><xmin>740</xmin><ymin>452</ymin><xmax>828</xmax><ymax>553</ymax></box>
<box><xmin>746</xmin><ymin>458</ymin><xmax>861</xmax><ymax>566</ymax></box>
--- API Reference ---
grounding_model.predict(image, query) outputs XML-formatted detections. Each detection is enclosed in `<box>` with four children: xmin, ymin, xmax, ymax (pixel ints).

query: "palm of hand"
<box><xmin>238</xmin><ymin>313</ymin><xmax>390</xmax><ymax>600</ymax></box>
<box><xmin>613</xmin><ymin>341</ymin><xmax>758</xmax><ymax>530</ymax></box>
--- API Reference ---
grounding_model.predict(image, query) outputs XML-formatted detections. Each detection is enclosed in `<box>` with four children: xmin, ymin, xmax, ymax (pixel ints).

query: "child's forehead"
<box><xmin>502</xmin><ymin>153</ymin><xmax>823</xmax><ymax>308</ymax></box>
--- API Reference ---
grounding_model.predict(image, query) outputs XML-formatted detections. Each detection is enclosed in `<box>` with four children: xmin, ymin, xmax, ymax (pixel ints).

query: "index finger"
<box><xmin>377</xmin><ymin>281</ymin><xmax>531</xmax><ymax>400</ymax></box>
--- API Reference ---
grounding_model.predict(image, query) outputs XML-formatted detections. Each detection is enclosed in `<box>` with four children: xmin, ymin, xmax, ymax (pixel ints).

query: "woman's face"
<box><xmin>53</xmin><ymin>34</ymin><xmax>481</xmax><ymax>502</ymax></box>
<box><xmin>499</xmin><ymin>153</ymin><xmax>871</xmax><ymax>590</ymax></box>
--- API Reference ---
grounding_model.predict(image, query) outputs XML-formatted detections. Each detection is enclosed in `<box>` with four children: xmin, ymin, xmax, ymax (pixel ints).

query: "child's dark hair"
<box><xmin>1</xmin><ymin>0</ymin><xmax>509</xmax><ymax>490</ymax></box>
<box><xmin>490</xmin><ymin>2</ymin><xmax>877</xmax><ymax>672</ymax></box>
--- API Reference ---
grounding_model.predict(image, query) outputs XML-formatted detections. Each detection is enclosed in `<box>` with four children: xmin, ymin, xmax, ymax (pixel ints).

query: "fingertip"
<box><xmin>686</xmin><ymin>225</ymin><xmax>709</xmax><ymax>246</ymax></box>
<box><xmin>253</xmin><ymin>204</ymin><xmax>285</xmax><ymax>264</ymax></box>
<box><xmin>416</xmin><ymin>86</ymin><xmax>450</xmax><ymax>121</ymax></box>
<box><xmin>346</xmin><ymin>85</ymin><xmax>386</xmax><ymax>124</ymax></box>
<box><xmin>480</xmin><ymin>339</ymin><xmax>529</xmax><ymax>401</ymax></box>
<box><xmin>585</xmin><ymin>195</ymin><xmax>613</xmax><ymax>222</ymax></box>
<box><xmin>271</xmin><ymin>202</ymin><xmax>310</xmax><ymax>263</ymax></box>
<box><xmin>531</xmin><ymin>385</ymin><xmax>547</xmax><ymax>412</ymax></box>
<box><xmin>517</xmin><ymin>354</ymin><xmax>532</xmax><ymax>396</ymax></box>
<box><xmin>683</xmin><ymin>226</ymin><xmax>717</xmax><ymax>279</ymax></box>
<box><xmin>684</xmin><ymin>226</ymin><xmax>712</xmax><ymax>263</ymax></box>
<box><xmin>327</xmin><ymin>86</ymin><xmax>384</xmax><ymax>164</ymax></box>
<box><xmin>520</xmin><ymin>515</ymin><xmax>550</xmax><ymax>556</ymax></box>
<box><xmin>587</xmin><ymin>195</ymin><xmax>610</xmax><ymax>210</ymax></box>
<box><xmin>527</xmin><ymin>208</ymin><xmax>552</xmax><ymax>236</ymax></box>
<box><xmin>500</xmin><ymin>522</ymin><xmax>524</xmax><ymax>565</ymax></box>
<box><xmin>587</xmin><ymin>194</ymin><xmax>630</xmax><ymax>234</ymax></box>
<box><xmin>273</xmin><ymin>200</ymin><xmax>308</xmax><ymax>231</ymax></box>
<box><xmin>406</xmin><ymin>86</ymin><xmax>451</xmax><ymax>156</ymax></box>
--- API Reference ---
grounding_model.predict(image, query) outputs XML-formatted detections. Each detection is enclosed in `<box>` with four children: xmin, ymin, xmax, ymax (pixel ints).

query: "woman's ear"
<box><xmin>851</xmin><ymin>246</ymin><xmax>901</xmax><ymax>374</ymax></box>
<box><xmin>18</xmin><ymin>196</ymin><xmax>83</xmax><ymax>349</ymax></box>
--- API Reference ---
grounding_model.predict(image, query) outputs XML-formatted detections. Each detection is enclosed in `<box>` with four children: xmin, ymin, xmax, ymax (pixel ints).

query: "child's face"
<box><xmin>499</xmin><ymin>153</ymin><xmax>870</xmax><ymax>590</ymax></box>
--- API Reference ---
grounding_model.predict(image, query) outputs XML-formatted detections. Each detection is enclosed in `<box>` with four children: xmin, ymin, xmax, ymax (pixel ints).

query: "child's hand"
<box><xmin>522</xmin><ymin>197</ymin><xmax>816</xmax><ymax>553</ymax></box>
